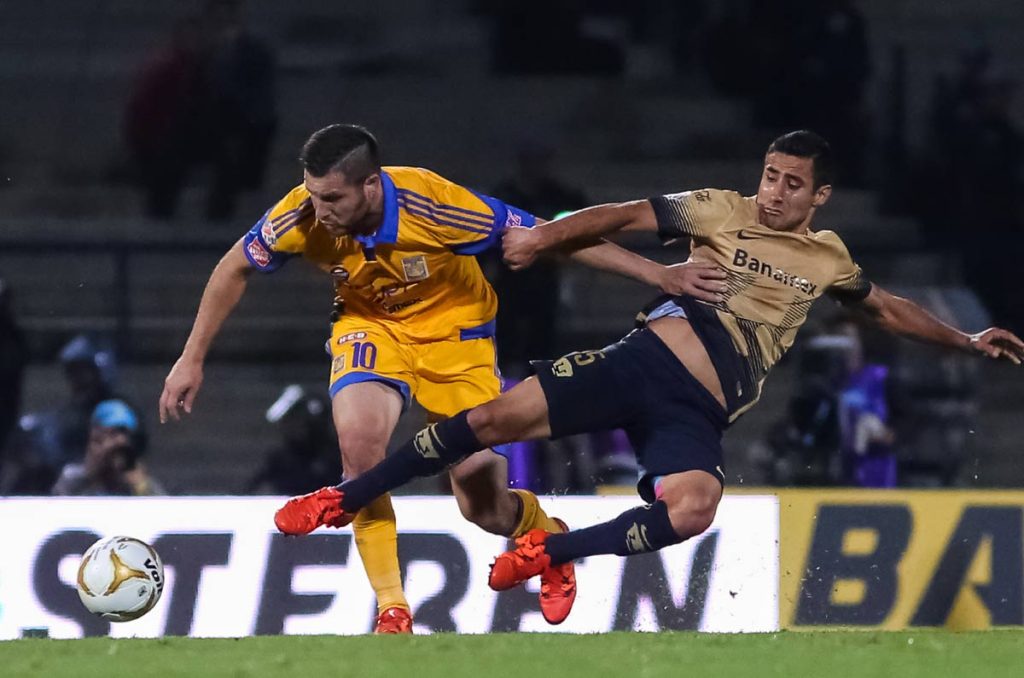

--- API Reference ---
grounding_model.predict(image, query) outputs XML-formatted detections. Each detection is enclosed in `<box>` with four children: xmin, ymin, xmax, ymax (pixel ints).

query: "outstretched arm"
<box><xmin>559</xmin><ymin>238</ymin><xmax>726</xmax><ymax>301</ymax></box>
<box><xmin>852</xmin><ymin>284</ymin><xmax>1024</xmax><ymax>364</ymax></box>
<box><xmin>159</xmin><ymin>239</ymin><xmax>254</xmax><ymax>422</ymax></box>
<box><xmin>504</xmin><ymin>201</ymin><xmax>656</xmax><ymax>270</ymax></box>
<box><xmin>504</xmin><ymin>203</ymin><xmax>726</xmax><ymax>300</ymax></box>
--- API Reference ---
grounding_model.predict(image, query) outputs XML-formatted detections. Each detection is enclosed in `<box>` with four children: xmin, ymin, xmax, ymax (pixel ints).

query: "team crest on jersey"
<box><xmin>401</xmin><ymin>255</ymin><xmax>429</xmax><ymax>282</ymax></box>
<box><xmin>260</xmin><ymin>220</ymin><xmax>277</xmax><ymax>246</ymax></box>
<box><xmin>505</xmin><ymin>210</ymin><xmax>522</xmax><ymax>228</ymax></box>
<box><xmin>246</xmin><ymin>239</ymin><xmax>271</xmax><ymax>267</ymax></box>
<box><xmin>692</xmin><ymin>189</ymin><xmax>711</xmax><ymax>202</ymax></box>
<box><xmin>336</xmin><ymin>331</ymin><xmax>367</xmax><ymax>345</ymax></box>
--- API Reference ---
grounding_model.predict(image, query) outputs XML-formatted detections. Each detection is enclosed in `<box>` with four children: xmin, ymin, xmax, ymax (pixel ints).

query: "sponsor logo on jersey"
<box><xmin>260</xmin><ymin>220</ymin><xmax>277</xmax><ymax>246</ymax></box>
<box><xmin>331</xmin><ymin>355</ymin><xmax>346</xmax><ymax>373</ymax></box>
<box><xmin>336</xmin><ymin>331</ymin><xmax>367</xmax><ymax>345</ymax></box>
<box><xmin>401</xmin><ymin>256</ymin><xmax>429</xmax><ymax>282</ymax></box>
<box><xmin>736</xmin><ymin>229</ymin><xmax>767</xmax><ymax>240</ymax></box>
<box><xmin>733</xmin><ymin>248</ymin><xmax>818</xmax><ymax>296</ymax></box>
<box><xmin>246</xmin><ymin>239</ymin><xmax>271</xmax><ymax>267</ymax></box>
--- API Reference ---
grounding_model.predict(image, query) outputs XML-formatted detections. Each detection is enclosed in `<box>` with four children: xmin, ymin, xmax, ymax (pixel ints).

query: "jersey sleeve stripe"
<box><xmin>272</xmin><ymin>211</ymin><xmax>303</xmax><ymax>235</ymax></box>
<box><xmin>271</xmin><ymin>207</ymin><xmax>300</xmax><ymax>226</ymax></box>
<box><xmin>395</xmin><ymin>189</ymin><xmax>495</xmax><ymax>228</ymax></box>
<box><xmin>399</xmin><ymin>201</ymin><xmax>492</xmax><ymax>234</ymax></box>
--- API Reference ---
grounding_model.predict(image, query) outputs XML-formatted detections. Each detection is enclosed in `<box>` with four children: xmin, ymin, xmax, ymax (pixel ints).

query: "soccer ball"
<box><xmin>76</xmin><ymin>536</ymin><xmax>164</xmax><ymax>622</ymax></box>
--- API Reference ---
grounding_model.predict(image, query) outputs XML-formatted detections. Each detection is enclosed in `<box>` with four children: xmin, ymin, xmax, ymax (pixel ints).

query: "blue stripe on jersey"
<box><xmin>449</xmin><ymin>229</ymin><xmax>501</xmax><ymax>255</ymax></box>
<box><xmin>398</xmin><ymin>199</ymin><xmax>492</xmax><ymax>235</ymax></box>
<box><xmin>395</xmin><ymin>189</ymin><xmax>496</xmax><ymax>229</ymax></box>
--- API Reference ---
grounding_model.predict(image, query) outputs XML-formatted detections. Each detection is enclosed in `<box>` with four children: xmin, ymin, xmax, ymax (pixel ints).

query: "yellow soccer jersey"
<box><xmin>241</xmin><ymin>166</ymin><xmax>536</xmax><ymax>343</ymax></box>
<box><xmin>644</xmin><ymin>188</ymin><xmax>872</xmax><ymax>420</ymax></box>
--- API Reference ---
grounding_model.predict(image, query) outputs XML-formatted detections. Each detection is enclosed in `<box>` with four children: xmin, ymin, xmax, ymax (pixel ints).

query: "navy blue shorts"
<box><xmin>531</xmin><ymin>328</ymin><xmax>728</xmax><ymax>502</ymax></box>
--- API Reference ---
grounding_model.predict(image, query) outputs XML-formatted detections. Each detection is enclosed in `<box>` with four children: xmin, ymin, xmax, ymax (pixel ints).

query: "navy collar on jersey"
<box><xmin>353</xmin><ymin>170</ymin><xmax>398</xmax><ymax>248</ymax></box>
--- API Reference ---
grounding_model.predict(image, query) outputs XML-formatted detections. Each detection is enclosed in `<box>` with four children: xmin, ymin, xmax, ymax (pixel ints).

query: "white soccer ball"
<box><xmin>76</xmin><ymin>536</ymin><xmax>164</xmax><ymax>622</ymax></box>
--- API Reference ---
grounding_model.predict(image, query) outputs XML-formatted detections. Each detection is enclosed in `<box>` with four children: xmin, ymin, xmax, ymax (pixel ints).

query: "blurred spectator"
<box><xmin>124</xmin><ymin>0</ymin><xmax>277</xmax><ymax>221</ymax></box>
<box><xmin>244</xmin><ymin>385</ymin><xmax>341</xmax><ymax>495</ymax></box>
<box><xmin>0</xmin><ymin>278</ymin><xmax>28</xmax><ymax>462</ymax></box>
<box><xmin>489</xmin><ymin>138</ymin><xmax>589</xmax><ymax>378</ymax></box>
<box><xmin>0</xmin><ymin>414</ymin><xmax>61</xmax><ymax>495</ymax></box>
<box><xmin>52</xmin><ymin>334</ymin><xmax>146</xmax><ymax>470</ymax></box>
<box><xmin>52</xmin><ymin>400</ymin><xmax>164</xmax><ymax>496</ymax></box>
<box><xmin>203</xmin><ymin>0</ymin><xmax>278</xmax><ymax>221</ymax></box>
<box><xmin>750</xmin><ymin>327</ymin><xmax>848</xmax><ymax>486</ymax></box>
<box><xmin>123</xmin><ymin>13</ymin><xmax>210</xmax><ymax>219</ymax></box>
<box><xmin>835</xmin><ymin>322</ymin><xmax>897</xmax><ymax>488</ymax></box>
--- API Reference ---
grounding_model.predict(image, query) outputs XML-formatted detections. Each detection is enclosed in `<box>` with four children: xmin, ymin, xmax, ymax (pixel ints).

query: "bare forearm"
<box><xmin>873</xmin><ymin>291</ymin><xmax>971</xmax><ymax>351</ymax></box>
<box><xmin>562</xmin><ymin>238</ymin><xmax>661</xmax><ymax>286</ymax></box>
<box><xmin>533</xmin><ymin>201</ymin><xmax>652</xmax><ymax>251</ymax></box>
<box><xmin>181</xmin><ymin>241</ymin><xmax>252</xmax><ymax>363</ymax></box>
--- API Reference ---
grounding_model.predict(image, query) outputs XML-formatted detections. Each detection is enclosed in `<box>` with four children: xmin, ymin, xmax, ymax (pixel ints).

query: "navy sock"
<box><xmin>543</xmin><ymin>501</ymin><xmax>682</xmax><ymax>565</ymax></box>
<box><xmin>337</xmin><ymin>410</ymin><xmax>482</xmax><ymax>513</ymax></box>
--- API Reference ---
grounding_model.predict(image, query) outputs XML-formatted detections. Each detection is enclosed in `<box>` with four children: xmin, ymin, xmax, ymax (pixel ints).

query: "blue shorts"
<box><xmin>531</xmin><ymin>328</ymin><xmax>728</xmax><ymax>502</ymax></box>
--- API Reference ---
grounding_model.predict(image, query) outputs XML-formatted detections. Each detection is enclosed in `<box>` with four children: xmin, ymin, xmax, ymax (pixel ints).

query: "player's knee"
<box><xmin>660</xmin><ymin>474</ymin><xmax>721</xmax><ymax>539</ymax></box>
<box><xmin>336</xmin><ymin>429</ymin><xmax>387</xmax><ymax>477</ymax></box>
<box><xmin>665</xmin><ymin>493</ymin><xmax>718</xmax><ymax>539</ymax></box>
<box><xmin>466</xmin><ymin>403</ymin><xmax>505</xmax><ymax>447</ymax></box>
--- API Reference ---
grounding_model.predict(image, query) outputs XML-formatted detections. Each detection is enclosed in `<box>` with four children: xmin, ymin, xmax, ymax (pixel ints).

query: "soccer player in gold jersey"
<box><xmin>160</xmin><ymin>124</ymin><xmax>723</xmax><ymax>632</ymax></box>
<box><xmin>274</xmin><ymin>130</ymin><xmax>1024</xmax><ymax>625</ymax></box>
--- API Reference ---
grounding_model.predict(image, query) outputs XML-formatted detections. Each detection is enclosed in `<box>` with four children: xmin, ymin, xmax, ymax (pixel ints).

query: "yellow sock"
<box><xmin>352</xmin><ymin>493</ymin><xmax>409</xmax><ymax>614</ymax></box>
<box><xmin>510</xmin><ymin>488</ymin><xmax>563</xmax><ymax>537</ymax></box>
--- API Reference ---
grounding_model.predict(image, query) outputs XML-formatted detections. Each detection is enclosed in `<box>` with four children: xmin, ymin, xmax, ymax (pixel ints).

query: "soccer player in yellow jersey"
<box><xmin>160</xmin><ymin>124</ymin><xmax>724</xmax><ymax>632</ymax></box>
<box><xmin>274</xmin><ymin>130</ymin><xmax>1024</xmax><ymax>625</ymax></box>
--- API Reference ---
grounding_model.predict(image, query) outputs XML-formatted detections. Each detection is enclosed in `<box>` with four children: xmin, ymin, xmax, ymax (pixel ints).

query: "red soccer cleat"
<box><xmin>374</xmin><ymin>606</ymin><xmax>413</xmax><ymax>634</ymax></box>
<box><xmin>539</xmin><ymin>518</ymin><xmax>577</xmax><ymax>625</ymax></box>
<box><xmin>274</xmin><ymin>486</ymin><xmax>353</xmax><ymax>535</ymax></box>
<box><xmin>488</xmin><ymin>528</ymin><xmax>551</xmax><ymax>591</ymax></box>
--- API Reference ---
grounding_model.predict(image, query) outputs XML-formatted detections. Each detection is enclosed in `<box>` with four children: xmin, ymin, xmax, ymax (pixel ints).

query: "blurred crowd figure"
<box><xmin>1</xmin><ymin>334</ymin><xmax>147</xmax><ymax>495</ymax></box>
<box><xmin>52</xmin><ymin>399</ymin><xmax>164</xmax><ymax>496</ymax></box>
<box><xmin>751</xmin><ymin>319</ymin><xmax>896</xmax><ymax>488</ymax></box>
<box><xmin>244</xmin><ymin>385</ymin><xmax>341</xmax><ymax>495</ymax></box>
<box><xmin>0</xmin><ymin>278</ymin><xmax>27</xmax><ymax>465</ymax></box>
<box><xmin>123</xmin><ymin>0</ymin><xmax>277</xmax><ymax>221</ymax></box>
<box><xmin>918</xmin><ymin>44</ymin><xmax>1024</xmax><ymax>334</ymax></box>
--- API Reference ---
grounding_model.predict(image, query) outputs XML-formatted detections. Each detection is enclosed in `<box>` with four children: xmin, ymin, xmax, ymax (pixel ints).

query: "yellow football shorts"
<box><xmin>327</xmin><ymin>320</ymin><xmax>501</xmax><ymax>416</ymax></box>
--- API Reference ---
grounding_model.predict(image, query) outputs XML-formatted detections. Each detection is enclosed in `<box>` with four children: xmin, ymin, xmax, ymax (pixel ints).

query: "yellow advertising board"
<box><xmin>777</xmin><ymin>489</ymin><xmax>1024</xmax><ymax>630</ymax></box>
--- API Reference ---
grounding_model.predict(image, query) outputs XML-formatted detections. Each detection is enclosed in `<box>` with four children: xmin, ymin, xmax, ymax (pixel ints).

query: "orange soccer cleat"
<box><xmin>540</xmin><ymin>519</ymin><xmax>577</xmax><ymax>625</ymax></box>
<box><xmin>274</xmin><ymin>486</ymin><xmax>353</xmax><ymax>535</ymax></box>
<box><xmin>489</xmin><ymin>526</ymin><xmax>578</xmax><ymax>625</ymax></box>
<box><xmin>374</xmin><ymin>606</ymin><xmax>414</xmax><ymax>634</ymax></box>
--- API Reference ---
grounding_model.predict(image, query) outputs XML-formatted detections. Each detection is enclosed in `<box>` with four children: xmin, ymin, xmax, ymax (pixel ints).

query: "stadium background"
<box><xmin>1</xmin><ymin>0</ymin><xmax>1024</xmax><ymax>641</ymax></box>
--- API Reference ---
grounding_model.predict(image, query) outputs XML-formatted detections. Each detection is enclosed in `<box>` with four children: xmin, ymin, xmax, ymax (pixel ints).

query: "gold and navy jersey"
<box><xmin>241</xmin><ymin>166</ymin><xmax>535</xmax><ymax>343</ymax></box>
<box><xmin>644</xmin><ymin>188</ymin><xmax>871</xmax><ymax>421</ymax></box>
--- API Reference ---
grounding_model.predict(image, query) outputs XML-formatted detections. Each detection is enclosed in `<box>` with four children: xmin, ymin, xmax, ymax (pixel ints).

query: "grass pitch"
<box><xmin>2</xmin><ymin>631</ymin><xmax>1022</xmax><ymax>678</ymax></box>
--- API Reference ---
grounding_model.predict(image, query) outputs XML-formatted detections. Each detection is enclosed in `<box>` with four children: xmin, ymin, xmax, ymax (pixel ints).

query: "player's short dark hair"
<box><xmin>767</xmin><ymin>130</ymin><xmax>834</xmax><ymax>188</ymax></box>
<box><xmin>300</xmin><ymin>124</ymin><xmax>381</xmax><ymax>182</ymax></box>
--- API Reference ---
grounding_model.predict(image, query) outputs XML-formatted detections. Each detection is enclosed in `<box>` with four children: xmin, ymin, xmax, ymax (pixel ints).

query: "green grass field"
<box><xmin>2</xmin><ymin>631</ymin><xmax>1022</xmax><ymax>678</ymax></box>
